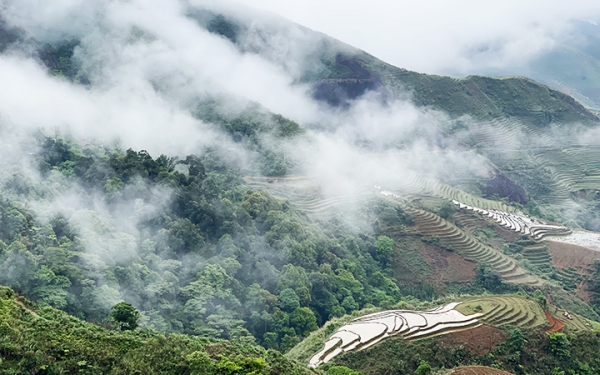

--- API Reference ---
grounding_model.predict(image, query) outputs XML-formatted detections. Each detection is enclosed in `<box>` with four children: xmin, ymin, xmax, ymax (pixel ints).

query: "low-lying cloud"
<box><xmin>235</xmin><ymin>0</ymin><xmax>600</xmax><ymax>76</ymax></box>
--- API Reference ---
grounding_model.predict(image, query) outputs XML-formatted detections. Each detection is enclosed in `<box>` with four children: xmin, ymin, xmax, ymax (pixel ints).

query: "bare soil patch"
<box><xmin>418</xmin><ymin>244</ymin><xmax>477</xmax><ymax>285</ymax></box>
<box><xmin>545</xmin><ymin>311</ymin><xmax>564</xmax><ymax>333</ymax></box>
<box><xmin>493</xmin><ymin>225</ymin><xmax>521</xmax><ymax>242</ymax></box>
<box><xmin>546</xmin><ymin>240</ymin><xmax>600</xmax><ymax>274</ymax></box>
<box><xmin>437</xmin><ymin>325</ymin><xmax>509</xmax><ymax>356</ymax></box>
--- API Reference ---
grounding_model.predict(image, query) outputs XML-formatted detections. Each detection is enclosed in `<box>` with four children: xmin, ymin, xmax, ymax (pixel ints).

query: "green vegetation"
<box><xmin>110</xmin><ymin>302</ymin><xmax>141</xmax><ymax>331</ymax></box>
<box><xmin>193</xmin><ymin>100</ymin><xmax>303</xmax><ymax>176</ymax></box>
<box><xmin>586</xmin><ymin>260</ymin><xmax>600</xmax><ymax>316</ymax></box>
<box><xmin>302</xmin><ymin>42</ymin><xmax>599</xmax><ymax>125</ymax></box>
<box><xmin>0</xmin><ymin>134</ymin><xmax>412</xmax><ymax>352</ymax></box>
<box><xmin>456</xmin><ymin>295</ymin><xmax>547</xmax><ymax>329</ymax></box>
<box><xmin>0</xmin><ymin>286</ymin><xmax>311</xmax><ymax>374</ymax></box>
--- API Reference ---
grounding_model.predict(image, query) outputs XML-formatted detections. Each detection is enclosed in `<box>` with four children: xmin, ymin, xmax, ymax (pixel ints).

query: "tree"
<box><xmin>476</xmin><ymin>263</ymin><xmax>505</xmax><ymax>292</ymax></box>
<box><xmin>415</xmin><ymin>360</ymin><xmax>431</xmax><ymax>375</ymax></box>
<box><xmin>327</xmin><ymin>366</ymin><xmax>362</xmax><ymax>375</ymax></box>
<box><xmin>374</xmin><ymin>236</ymin><xmax>394</xmax><ymax>265</ymax></box>
<box><xmin>548</xmin><ymin>332</ymin><xmax>571</xmax><ymax>359</ymax></box>
<box><xmin>187</xmin><ymin>351</ymin><xmax>215</xmax><ymax>375</ymax></box>
<box><xmin>279</xmin><ymin>288</ymin><xmax>300</xmax><ymax>312</ymax></box>
<box><xmin>110</xmin><ymin>302</ymin><xmax>140</xmax><ymax>331</ymax></box>
<box><xmin>437</xmin><ymin>201</ymin><xmax>457</xmax><ymax>219</ymax></box>
<box><xmin>533</xmin><ymin>289</ymin><xmax>548</xmax><ymax>309</ymax></box>
<box><xmin>341</xmin><ymin>296</ymin><xmax>359</xmax><ymax>313</ymax></box>
<box><xmin>289</xmin><ymin>307</ymin><xmax>318</xmax><ymax>336</ymax></box>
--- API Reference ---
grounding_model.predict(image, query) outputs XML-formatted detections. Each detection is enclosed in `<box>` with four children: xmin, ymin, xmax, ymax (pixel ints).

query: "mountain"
<box><xmin>478</xmin><ymin>18</ymin><xmax>600</xmax><ymax>111</ymax></box>
<box><xmin>1</xmin><ymin>2</ymin><xmax>600</xmax><ymax>375</ymax></box>
<box><xmin>198</xmin><ymin>9</ymin><xmax>599</xmax><ymax>125</ymax></box>
<box><xmin>196</xmin><ymin>8</ymin><xmax>600</xmax><ymax>231</ymax></box>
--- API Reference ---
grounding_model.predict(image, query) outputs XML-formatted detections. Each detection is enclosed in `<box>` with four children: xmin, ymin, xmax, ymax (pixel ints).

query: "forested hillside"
<box><xmin>0</xmin><ymin>286</ymin><xmax>312</xmax><ymax>374</ymax></box>
<box><xmin>0</xmin><ymin>134</ymin><xmax>410</xmax><ymax>352</ymax></box>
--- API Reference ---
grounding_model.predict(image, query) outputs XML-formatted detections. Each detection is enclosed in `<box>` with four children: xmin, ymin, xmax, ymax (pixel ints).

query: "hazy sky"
<box><xmin>235</xmin><ymin>0</ymin><xmax>600</xmax><ymax>76</ymax></box>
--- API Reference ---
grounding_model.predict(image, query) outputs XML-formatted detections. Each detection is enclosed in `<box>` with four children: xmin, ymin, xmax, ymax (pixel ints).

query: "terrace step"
<box><xmin>407</xmin><ymin>208</ymin><xmax>542</xmax><ymax>286</ymax></box>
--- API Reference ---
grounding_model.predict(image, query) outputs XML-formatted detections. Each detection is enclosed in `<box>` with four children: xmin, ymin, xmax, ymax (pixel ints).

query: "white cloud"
<box><xmin>234</xmin><ymin>0</ymin><xmax>600</xmax><ymax>75</ymax></box>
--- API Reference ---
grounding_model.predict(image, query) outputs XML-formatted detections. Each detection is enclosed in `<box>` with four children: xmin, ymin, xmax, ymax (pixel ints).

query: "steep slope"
<box><xmin>0</xmin><ymin>286</ymin><xmax>312</xmax><ymax>374</ymax></box>
<box><xmin>290</xmin><ymin>295</ymin><xmax>600</xmax><ymax>375</ymax></box>
<box><xmin>2</xmin><ymin>5</ymin><xmax>600</xmax><ymax>375</ymax></box>
<box><xmin>183</xmin><ymin>6</ymin><xmax>600</xmax><ymax>231</ymax></box>
<box><xmin>195</xmin><ymin>7</ymin><xmax>600</xmax><ymax>125</ymax></box>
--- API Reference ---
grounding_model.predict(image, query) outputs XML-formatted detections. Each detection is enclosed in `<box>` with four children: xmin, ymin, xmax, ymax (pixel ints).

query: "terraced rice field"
<box><xmin>457</xmin><ymin>115</ymin><xmax>600</xmax><ymax>210</ymax></box>
<box><xmin>535</xmin><ymin>146</ymin><xmax>600</xmax><ymax>192</ymax></box>
<box><xmin>456</xmin><ymin>295</ymin><xmax>594</xmax><ymax>332</ymax></box>
<box><xmin>244</xmin><ymin>168</ymin><xmax>516</xmax><ymax>220</ymax></box>
<box><xmin>453</xmin><ymin>211</ymin><xmax>490</xmax><ymax>235</ymax></box>
<box><xmin>453</xmin><ymin>201</ymin><xmax>571</xmax><ymax>239</ymax></box>
<box><xmin>521</xmin><ymin>245</ymin><xmax>553</xmax><ymax>272</ymax></box>
<box><xmin>456</xmin><ymin>296</ymin><xmax>547</xmax><ymax>329</ymax></box>
<box><xmin>243</xmin><ymin>176</ymin><xmax>374</xmax><ymax>217</ymax></box>
<box><xmin>407</xmin><ymin>208</ymin><xmax>543</xmax><ymax>286</ymax></box>
<box><xmin>516</xmin><ymin>244</ymin><xmax>579</xmax><ymax>287</ymax></box>
<box><xmin>308</xmin><ymin>302</ymin><xmax>482</xmax><ymax>368</ymax></box>
<box><xmin>246</xmin><ymin>108</ymin><xmax>600</xmax><ymax>225</ymax></box>
<box><xmin>307</xmin><ymin>294</ymin><xmax>589</xmax><ymax>369</ymax></box>
<box><xmin>383</xmin><ymin>170</ymin><xmax>515</xmax><ymax>213</ymax></box>
<box><xmin>546</xmin><ymin>305</ymin><xmax>594</xmax><ymax>332</ymax></box>
<box><xmin>449</xmin><ymin>366</ymin><xmax>514</xmax><ymax>375</ymax></box>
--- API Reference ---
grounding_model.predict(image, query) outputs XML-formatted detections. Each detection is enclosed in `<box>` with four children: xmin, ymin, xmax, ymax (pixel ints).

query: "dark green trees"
<box><xmin>110</xmin><ymin>302</ymin><xmax>140</xmax><ymax>331</ymax></box>
<box><xmin>0</xmin><ymin>134</ymin><xmax>411</xmax><ymax>351</ymax></box>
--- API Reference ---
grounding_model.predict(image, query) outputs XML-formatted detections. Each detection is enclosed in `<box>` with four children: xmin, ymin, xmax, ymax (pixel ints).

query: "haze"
<box><xmin>236</xmin><ymin>0</ymin><xmax>600</xmax><ymax>76</ymax></box>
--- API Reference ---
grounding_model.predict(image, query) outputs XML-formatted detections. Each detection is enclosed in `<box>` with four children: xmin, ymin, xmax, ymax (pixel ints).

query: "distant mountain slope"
<box><xmin>2</xmin><ymin>6</ymin><xmax>596</xmax><ymax>128</ymax></box>
<box><xmin>311</xmin><ymin>50</ymin><xmax>599</xmax><ymax>126</ymax></box>
<box><xmin>195</xmin><ymin>9</ymin><xmax>599</xmax><ymax>126</ymax></box>
<box><xmin>491</xmin><ymin>19</ymin><xmax>600</xmax><ymax>110</ymax></box>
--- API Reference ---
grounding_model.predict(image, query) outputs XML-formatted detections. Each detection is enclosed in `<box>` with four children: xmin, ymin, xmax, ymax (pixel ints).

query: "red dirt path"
<box><xmin>545</xmin><ymin>311</ymin><xmax>564</xmax><ymax>333</ymax></box>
